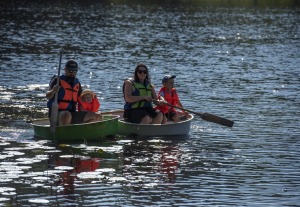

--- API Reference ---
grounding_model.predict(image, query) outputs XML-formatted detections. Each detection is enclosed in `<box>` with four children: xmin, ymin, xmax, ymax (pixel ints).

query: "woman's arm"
<box><xmin>151</xmin><ymin>84</ymin><xmax>158</xmax><ymax>100</ymax></box>
<box><xmin>151</xmin><ymin>85</ymin><xmax>166</xmax><ymax>105</ymax></box>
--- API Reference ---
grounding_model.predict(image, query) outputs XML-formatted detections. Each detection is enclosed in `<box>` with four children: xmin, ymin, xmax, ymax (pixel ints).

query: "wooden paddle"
<box><xmin>163</xmin><ymin>102</ymin><xmax>234</xmax><ymax>127</ymax></box>
<box><xmin>50</xmin><ymin>50</ymin><xmax>63</xmax><ymax>134</ymax></box>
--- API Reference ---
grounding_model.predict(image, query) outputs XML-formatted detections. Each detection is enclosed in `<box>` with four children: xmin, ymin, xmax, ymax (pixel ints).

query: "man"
<box><xmin>46</xmin><ymin>59</ymin><xmax>102</xmax><ymax>126</ymax></box>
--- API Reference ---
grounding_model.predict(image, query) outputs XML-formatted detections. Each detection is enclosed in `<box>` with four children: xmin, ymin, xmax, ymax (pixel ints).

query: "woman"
<box><xmin>123</xmin><ymin>63</ymin><xmax>164</xmax><ymax>124</ymax></box>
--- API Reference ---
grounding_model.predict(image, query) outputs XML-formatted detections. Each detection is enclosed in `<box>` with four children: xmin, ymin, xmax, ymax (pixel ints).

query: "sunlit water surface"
<box><xmin>0</xmin><ymin>0</ymin><xmax>299</xmax><ymax>206</ymax></box>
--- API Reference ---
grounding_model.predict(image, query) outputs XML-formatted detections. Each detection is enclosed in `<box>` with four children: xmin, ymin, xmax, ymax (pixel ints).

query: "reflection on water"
<box><xmin>123</xmin><ymin>139</ymin><xmax>181</xmax><ymax>185</ymax></box>
<box><xmin>0</xmin><ymin>140</ymin><xmax>124</xmax><ymax>205</ymax></box>
<box><xmin>1</xmin><ymin>0</ymin><xmax>300</xmax><ymax>206</ymax></box>
<box><xmin>50</xmin><ymin>154</ymin><xmax>100</xmax><ymax>195</ymax></box>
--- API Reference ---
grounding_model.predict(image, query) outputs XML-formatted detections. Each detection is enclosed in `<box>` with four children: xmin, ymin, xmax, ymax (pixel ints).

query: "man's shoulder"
<box><xmin>75</xmin><ymin>77</ymin><xmax>81</xmax><ymax>83</ymax></box>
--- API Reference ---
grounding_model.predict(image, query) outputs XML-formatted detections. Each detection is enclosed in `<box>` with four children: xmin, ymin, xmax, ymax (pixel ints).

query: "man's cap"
<box><xmin>65</xmin><ymin>59</ymin><xmax>78</xmax><ymax>71</ymax></box>
<box><xmin>162</xmin><ymin>75</ymin><xmax>176</xmax><ymax>83</ymax></box>
<box><xmin>81</xmin><ymin>89</ymin><xmax>95</xmax><ymax>98</ymax></box>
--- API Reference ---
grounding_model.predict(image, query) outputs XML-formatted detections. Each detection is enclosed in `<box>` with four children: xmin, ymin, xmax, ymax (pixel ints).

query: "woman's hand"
<box><xmin>159</xmin><ymin>97</ymin><xmax>168</xmax><ymax>105</ymax></box>
<box><xmin>152</xmin><ymin>99</ymin><xmax>166</xmax><ymax>106</ymax></box>
<box><xmin>143</xmin><ymin>96</ymin><xmax>153</xmax><ymax>102</ymax></box>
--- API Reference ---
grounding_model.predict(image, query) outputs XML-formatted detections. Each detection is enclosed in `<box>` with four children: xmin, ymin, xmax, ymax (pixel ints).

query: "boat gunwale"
<box><xmin>117</xmin><ymin>114</ymin><xmax>194</xmax><ymax>126</ymax></box>
<box><xmin>31</xmin><ymin>115</ymin><xmax>120</xmax><ymax>127</ymax></box>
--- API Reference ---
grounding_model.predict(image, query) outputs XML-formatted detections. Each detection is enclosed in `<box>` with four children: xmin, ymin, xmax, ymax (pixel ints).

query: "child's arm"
<box><xmin>78</xmin><ymin>102</ymin><xmax>85</xmax><ymax>112</ymax></box>
<box><xmin>177</xmin><ymin>100</ymin><xmax>189</xmax><ymax>116</ymax></box>
<box><xmin>92</xmin><ymin>96</ymin><xmax>101</xmax><ymax>112</ymax></box>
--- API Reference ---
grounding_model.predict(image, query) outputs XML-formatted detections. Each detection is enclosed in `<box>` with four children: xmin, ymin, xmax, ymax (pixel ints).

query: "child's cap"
<box><xmin>81</xmin><ymin>89</ymin><xmax>95</xmax><ymax>98</ymax></box>
<box><xmin>162</xmin><ymin>75</ymin><xmax>176</xmax><ymax>84</ymax></box>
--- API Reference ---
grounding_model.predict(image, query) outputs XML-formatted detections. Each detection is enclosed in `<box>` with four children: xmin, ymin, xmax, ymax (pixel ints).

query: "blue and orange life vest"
<box><xmin>123</xmin><ymin>79</ymin><xmax>153</xmax><ymax>110</ymax></box>
<box><xmin>47</xmin><ymin>75</ymin><xmax>81</xmax><ymax>113</ymax></box>
<box><xmin>155</xmin><ymin>87</ymin><xmax>179</xmax><ymax>114</ymax></box>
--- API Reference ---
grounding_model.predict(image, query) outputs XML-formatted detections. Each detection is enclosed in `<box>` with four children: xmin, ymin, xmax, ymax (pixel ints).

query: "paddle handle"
<box><xmin>50</xmin><ymin>50</ymin><xmax>63</xmax><ymax>133</ymax></box>
<box><xmin>164</xmin><ymin>103</ymin><xmax>203</xmax><ymax>117</ymax></box>
<box><xmin>53</xmin><ymin>52</ymin><xmax>62</xmax><ymax>104</ymax></box>
<box><xmin>164</xmin><ymin>102</ymin><xmax>234</xmax><ymax>127</ymax></box>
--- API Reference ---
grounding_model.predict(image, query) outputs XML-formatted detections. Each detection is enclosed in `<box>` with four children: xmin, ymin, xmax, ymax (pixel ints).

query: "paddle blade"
<box><xmin>50</xmin><ymin>102</ymin><xmax>58</xmax><ymax>133</ymax></box>
<box><xmin>201</xmin><ymin>113</ymin><xmax>234</xmax><ymax>127</ymax></box>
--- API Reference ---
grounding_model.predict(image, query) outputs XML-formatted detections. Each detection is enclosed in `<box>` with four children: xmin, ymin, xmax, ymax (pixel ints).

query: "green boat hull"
<box><xmin>32</xmin><ymin>115</ymin><xmax>119</xmax><ymax>141</ymax></box>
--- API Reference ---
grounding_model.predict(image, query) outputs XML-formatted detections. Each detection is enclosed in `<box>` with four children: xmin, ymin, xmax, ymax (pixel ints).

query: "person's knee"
<box><xmin>84</xmin><ymin>112</ymin><xmax>102</xmax><ymax>122</ymax></box>
<box><xmin>157</xmin><ymin>112</ymin><xmax>164</xmax><ymax>121</ymax></box>
<box><xmin>141</xmin><ymin>115</ymin><xmax>152</xmax><ymax>124</ymax></box>
<box><xmin>93</xmin><ymin>113</ymin><xmax>102</xmax><ymax>121</ymax></box>
<box><xmin>59</xmin><ymin>111</ymin><xmax>72</xmax><ymax>125</ymax></box>
<box><xmin>96</xmin><ymin>113</ymin><xmax>102</xmax><ymax>121</ymax></box>
<box><xmin>146</xmin><ymin>116</ymin><xmax>153</xmax><ymax>123</ymax></box>
<box><xmin>173</xmin><ymin>114</ymin><xmax>180</xmax><ymax>122</ymax></box>
<box><xmin>162</xmin><ymin>115</ymin><xmax>167</xmax><ymax>124</ymax></box>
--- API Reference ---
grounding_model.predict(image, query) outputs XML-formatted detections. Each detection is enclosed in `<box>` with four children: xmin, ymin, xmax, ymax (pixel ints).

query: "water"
<box><xmin>1</xmin><ymin>0</ymin><xmax>300</xmax><ymax>206</ymax></box>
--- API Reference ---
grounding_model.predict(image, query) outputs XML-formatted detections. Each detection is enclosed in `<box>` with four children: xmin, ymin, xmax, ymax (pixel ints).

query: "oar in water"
<box><xmin>50</xmin><ymin>50</ymin><xmax>63</xmax><ymax>134</ymax></box>
<box><xmin>162</xmin><ymin>102</ymin><xmax>234</xmax><ymax>127</ymax></box>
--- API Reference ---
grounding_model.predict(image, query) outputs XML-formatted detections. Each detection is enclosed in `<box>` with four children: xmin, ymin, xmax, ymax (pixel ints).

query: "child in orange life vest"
<box><xmin>78</xmin><ymin>89</ymin><xmax>101</xmax><ymax>113</ymax></box>
<box><xmin>156</xmin><ymin>75</ymin><xmax>188</xmax><ymax>123</ymax></box>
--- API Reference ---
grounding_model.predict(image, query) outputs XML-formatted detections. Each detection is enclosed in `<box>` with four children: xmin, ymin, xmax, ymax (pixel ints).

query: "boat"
<box><xmin>32</xmin><ymin>115</ymin><xmax>119</xmax><ymax>141</ymax></box>
<box><xmin>103</xmin><ymin>110</ymin><xmax>194</xmax><ymax>137</ymax></box>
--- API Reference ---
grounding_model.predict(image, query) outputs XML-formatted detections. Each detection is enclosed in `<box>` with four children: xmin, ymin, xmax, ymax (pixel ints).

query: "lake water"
<box><xmin>1</xmin><ymin>0</ymin><xmax>300</xmax><ymax>206</ymax></box>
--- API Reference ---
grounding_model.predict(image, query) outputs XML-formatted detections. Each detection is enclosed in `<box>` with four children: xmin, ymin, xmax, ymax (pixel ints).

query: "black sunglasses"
<box><xmin>137</xmin><ymin>70</ymin><xmax>147</xmax><ymax>74</ymax></box>
<box><xmin>67</xmin><ymin>70</ymin><xmax>77</xmax><ymax>74</ymax></box>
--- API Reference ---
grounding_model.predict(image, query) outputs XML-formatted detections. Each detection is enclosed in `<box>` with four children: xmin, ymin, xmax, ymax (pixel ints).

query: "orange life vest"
<box><xmin>58</xmin><ymin>79</ymin><xmax>80</xmax><ymax>110</ymax></box>
<box><xmin>78</xmin><ymin>97</ymin><xmax>100</xmax><ymax>112</ymax></box>
<box><xmin>47</xmin><ymin>75</ymin><xmax>81</xmax><ymax>113</ymax></box>
<box><xmin>156</xmin><ymin>87</ymin><xmax>179</xmax><ymax>114</ymax></box>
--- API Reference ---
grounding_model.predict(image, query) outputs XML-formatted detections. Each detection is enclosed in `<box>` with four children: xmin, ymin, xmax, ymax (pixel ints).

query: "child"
<box><xmin>78</xmin><ymin>89</ymin><xmax>101</xmax><ymax>113</ymax></box>
<box><xmin>156</xmin><ymin>75</ymin><xmax>188</xmax><ymax>123</ymax></box>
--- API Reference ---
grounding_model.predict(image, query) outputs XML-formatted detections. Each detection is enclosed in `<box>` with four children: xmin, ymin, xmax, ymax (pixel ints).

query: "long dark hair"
<box><xmin>134</xmin><ymin>63</ymin><xmax>151</xmax><ymax>84</ymax></box>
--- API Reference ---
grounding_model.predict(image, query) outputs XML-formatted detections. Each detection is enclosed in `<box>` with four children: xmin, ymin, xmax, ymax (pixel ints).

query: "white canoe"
<box><xmin>103</xmin><ymin>110</ymin><xmax>194</xmax><ymax>137</ymax></box>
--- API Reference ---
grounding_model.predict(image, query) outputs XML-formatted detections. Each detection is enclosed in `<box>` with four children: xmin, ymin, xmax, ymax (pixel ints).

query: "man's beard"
<box><xmin>65</xmin><ymin>76</ymin><xmax>75</xmax><ymax>84</ymax></box>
